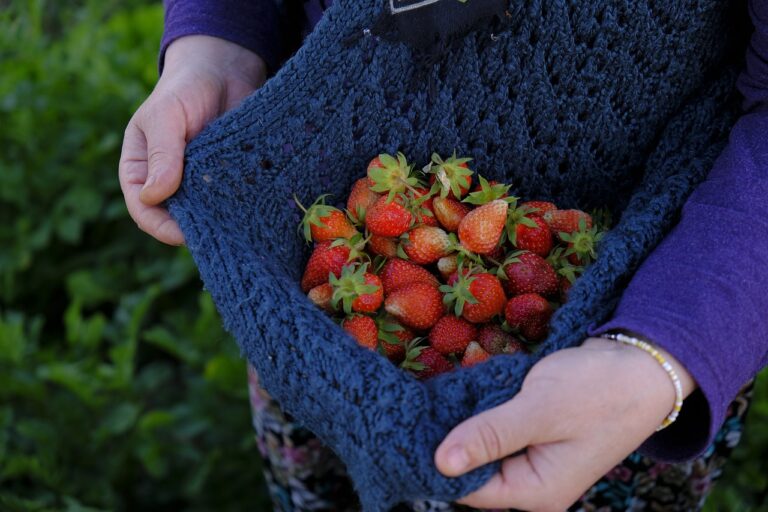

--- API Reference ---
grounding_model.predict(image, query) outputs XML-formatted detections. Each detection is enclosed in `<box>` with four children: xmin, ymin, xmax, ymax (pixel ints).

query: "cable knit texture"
<box><xmin>167</xmin><ymin>0</ymin><xmax>748</xmax><ymax>509</ymax></box>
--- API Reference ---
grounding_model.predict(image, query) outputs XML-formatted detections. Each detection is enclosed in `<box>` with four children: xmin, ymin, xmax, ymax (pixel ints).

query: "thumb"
<box><xmin>137</xmin><ymin>95</ymin><xmax>187</xmax><ymax>205</ymax></box>
<box><xmin>435</xmin><ymin>391</ymin><xmax>554</xmax><ymax>477</ymax></box>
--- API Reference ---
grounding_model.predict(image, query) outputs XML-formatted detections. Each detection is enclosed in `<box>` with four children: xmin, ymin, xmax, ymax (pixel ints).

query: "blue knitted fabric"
<box><xmin>167</xmin><ymin>0</ymin><xmax>748</xmax><ymax>509</ymax></box>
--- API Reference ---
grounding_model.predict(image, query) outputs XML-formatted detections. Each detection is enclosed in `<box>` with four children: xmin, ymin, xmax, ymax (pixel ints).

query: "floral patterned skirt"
<box><xmin>247</xmin><ymin>365</ymin><xmax>753</xmax><ymax>512</ymax></box>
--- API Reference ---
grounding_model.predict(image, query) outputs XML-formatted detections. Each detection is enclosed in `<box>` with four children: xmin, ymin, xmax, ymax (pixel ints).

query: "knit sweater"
<box><xmin>163</xmin><ymin>0</ymin><xmax>768</xmax><ymax>508</ymax></box>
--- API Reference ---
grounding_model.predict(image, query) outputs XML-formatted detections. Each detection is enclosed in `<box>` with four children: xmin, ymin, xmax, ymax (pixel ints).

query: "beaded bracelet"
<box><xmin>600</xmin><ymin>332</ymin><xmax>683</xmax><ymax>431</ymax></box>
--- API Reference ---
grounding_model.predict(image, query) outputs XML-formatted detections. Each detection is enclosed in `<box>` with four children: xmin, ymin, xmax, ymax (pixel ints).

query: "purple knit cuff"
<box><xmin>160</xmin><ymin>0</ymin><xmax>282</xmax><ymax>73</ymax></box>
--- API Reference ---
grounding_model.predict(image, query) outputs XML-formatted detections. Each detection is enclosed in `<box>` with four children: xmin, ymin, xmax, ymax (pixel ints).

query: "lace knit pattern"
<box><xmin>167</xmin><ymin>0</ymin><xmax>747</xmax><ymax>509</ymax></box>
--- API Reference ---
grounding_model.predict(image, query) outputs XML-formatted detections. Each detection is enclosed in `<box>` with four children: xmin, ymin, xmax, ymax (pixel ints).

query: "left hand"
<box><xmin>434</xmin><ymin>337</ymin><xmax>696</xmax><ymax>511</ymax></box>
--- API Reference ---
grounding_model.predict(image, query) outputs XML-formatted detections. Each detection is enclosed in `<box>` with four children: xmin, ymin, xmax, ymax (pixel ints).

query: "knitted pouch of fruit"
<box><xmin>167</xmin><ymin>0</ymin><xmax>749</xmax><ymax>510</ymax></box>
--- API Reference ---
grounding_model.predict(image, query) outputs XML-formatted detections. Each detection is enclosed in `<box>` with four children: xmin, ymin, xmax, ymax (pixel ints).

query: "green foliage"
<box><xmin>0</xmin><ymin>1</ymin><xmax>269</xmax><ymax>510</ymax></box>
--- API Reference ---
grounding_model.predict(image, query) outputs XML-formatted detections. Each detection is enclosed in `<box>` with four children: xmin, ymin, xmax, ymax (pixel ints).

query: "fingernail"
<box><xmin>446</xmin><ymin>446</ymin><xmax>469</xmax><ymax>473</ymax></box>
<box><xmin>142</xmin><ymin>174</ymin><xmax>156</xmax><ymax>191</ymax></box>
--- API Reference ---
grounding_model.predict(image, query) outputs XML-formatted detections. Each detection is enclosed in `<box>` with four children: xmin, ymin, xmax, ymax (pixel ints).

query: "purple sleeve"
<box><xmin>590</xmin><ymin>0</ymin><xmax>768</xmax><ymax>462</ymax></box>
<box><xmin>160</xmin><ymin>0</ymin><xmax>282</xmax><ymax>72</ymax></box>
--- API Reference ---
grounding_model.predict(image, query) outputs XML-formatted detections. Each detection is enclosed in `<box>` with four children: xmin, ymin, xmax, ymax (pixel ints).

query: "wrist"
<box><xmin>164</xmin><ymin>35</ymin><xmax>267</xmax><ymax>87</ymax></box>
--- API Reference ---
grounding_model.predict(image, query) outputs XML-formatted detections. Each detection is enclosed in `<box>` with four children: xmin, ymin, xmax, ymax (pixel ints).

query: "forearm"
<box><xmin>161</xmin><ymin>0</ymin><xmax>282</xmax><ymax>72</ymax></box>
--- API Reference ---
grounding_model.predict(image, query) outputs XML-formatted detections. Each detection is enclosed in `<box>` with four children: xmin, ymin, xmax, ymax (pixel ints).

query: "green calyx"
<box><xmin>295</xmin><ymin>193</ymin><xmax>340</xmax><ymax>243</ymax></box>
<box><xmin>439</xmin><ymin>263</ymin><xmax>479</xmax><ymax>317</ymax></box>
<box><xmin>330</xmin><ymin>232</ymin><xmax>370</xmax><ymax>264</ymax></box>
<box><xmin>494</xmin><ymin>250</ymin><xmax>525</xmax><ymax>280</ymax></box>
<box><xmin>559</xmin><ymin>218</ymin><xmax>605</xmax><ymax>265</ymax></box>
<box><xmin>429</xmin><ymin>152</ymin><xmax>474</xmax><ymax>199</ymax></box>
<box><xmin>463</xmin><ymin>175</ymin><xmax>512</xmax><ymax>205</ymax></box>
<box><xmin>369</xmin><ymin>152</ymin><xmax>421</xmax><ymax>202</ymax></box>
<box><xmin>329</xmin><ymin>263</ymin><xmax>379</xmax><ymax>315</ymax></box>
<box><xmin>400</xmin><ymin>337</ymin><xmax>428</xmax><ymax>372</ymax></box>
<box><xmin>502</xmin><ymin>200</ymin><xmax>538</xmax><ymax>246</ymax></box>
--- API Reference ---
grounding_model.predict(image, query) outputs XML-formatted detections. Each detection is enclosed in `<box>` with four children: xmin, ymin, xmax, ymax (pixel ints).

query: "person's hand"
<box><xmin>119</xmin><ymin>35</ymin><xmax>267</xmax><ymax>245</ymax></box>
<box><xmin>435</xmin><ymin>337</ymin><xmax>696</xmax><ymax>511</ymax></box>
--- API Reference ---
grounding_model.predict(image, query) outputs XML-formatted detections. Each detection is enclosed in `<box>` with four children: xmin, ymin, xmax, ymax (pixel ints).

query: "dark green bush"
<box><xmin>0</xmin><ymin>1</ymin><xmax>765</xmax><ymax>510</ymax></box>
<box><xmin>0</xmin><ymin>1</ymin><xmax>269</xmax><ymax>510</ymax></box>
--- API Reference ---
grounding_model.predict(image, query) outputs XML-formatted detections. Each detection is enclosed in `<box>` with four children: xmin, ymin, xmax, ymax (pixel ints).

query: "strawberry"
<box><xmin>461</xmin><ymin>341</ymin><xmax>491</xmax><ymax>367</ymax></box>
<box><xmin>409</xmin><ymin>187</ymin><xmax>439</xmax><ymax>227</ymax></box>
<box><xmin>513</xmin><ymin>215</ymin><xmax>552</xmax><ymax>257</ymax></box>
<box><xmin>520</xmin><ymin>201</ymin><xmax>557</xmax><ymax>217</ymax></box>
<box><xmin>428</xmin><ymin>315</ymin><xmax>478</xmax><ymax>355</ymax></box>
<box><xmin>504</xmin><ymin>337</ymin><xmax>525</xmax><ymax>354</ymax></box>
<box><xmin>368</xmin><ymin>234</ymin><xmax>399</xmax><ymax>258</ymax></box>
<box><xmin>432</xmin><ymin>196</ymin><xmax>471</xmax><ymax>232</ymax></box>
<box><xmin>342</xmin><ymin>315</ymin><xmax>379</xmax><ymax>350</ymax></box>
<box><xmin>560</xmin><ymin>217</ymin><xmax>605</xmax><ymax>266</ymax></box>
<box><xmin>365</xmin><ymin>195</ymin><xmax>413</xmax><ymax>237</ymax></box>
<box><xmin>463</xmin><ymin>175</ymin><xmax>511</xmax><ymax>205</ymax></box>
<box><xmin>428</xmin><ymin>153</ymin><xmax>473</xmax><ymax>199</ymax></box>
<box><xmin>329</xmin><ymin>264</ymin><xmax>383</xmax><ymax>314</ymax></box>
<box><xmin>401</xmin><ymin>226</ymin><xmax>453</xmax><ymax>265</ymax></box>
<box><xmin>442</xmin><ymin>270</ymin><xmax>506</xmax><ymax>324</ymax></box>
<box><xmin>301</xmin><ymin>241</ymin><xmax>354</xmax><ymax>292</ymax></box>
<box><xmin>347</xmin><ymin>178</ymin><xmax>382</xmax><ymax>223</ymax></box>
<box><xmin>458</xmin><ymin>199</ymin><xmax>509</xmax><ymax>255</ymax></box>
<box><xmin>296</xmin><ymin>194</ymin><xmax>358</xmax><ymax>243</ymax></box>
<box><xmin>401</xmin><ymin>342</ymin><xmax>454</xmax><ymax>380</ymax></box>
<box><xmin>375</xmin><ymin>315</ymin><xmax>413</xmax><ymax>362</ymax></box>
<box><xmin>476</xmin><ymin>324</ymin><xmax>516</xmax><ymax>355</ymax></box>
<box><xmin>500</xmin><ymin>251</ymin><xmax>559</xmax><ymax>298</ymax></box>
<box><xmin>504</xmin><ymin>293</ymin><xmax>553</xmax><ymax>342</ymax></box>
<box><xmin>378</xmin><ymin>258</ymin><xmax>439</xmax><ymax>296</ymax></box>
<box><xmin>367</xmin><ymin>153</ymin><xmax>421</xmax><ymax>202</ymax></box>
<box><xmin>384</xmin><ymin>281</ymin><xmax>444</xmax><ymax>330</ymax></box>
<box><xmin>543</xmin><ymin>209</ymin><xmax>593</xmax><ymax>236</ymax></box>
<box><xmin>307</xmin><ymin>283</ymin><xmax>335</xmax><ymax>312</ymax></box>
<box><xmin>437</xmin><ymin>254</ymin><xmax>459</xmax><ymax>280</ymax></box>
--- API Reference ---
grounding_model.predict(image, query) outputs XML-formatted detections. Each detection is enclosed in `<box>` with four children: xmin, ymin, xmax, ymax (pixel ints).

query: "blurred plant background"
<box><xmin>0</xmin><ymin>0</ymin><xmax>765</xmax><ymax>510</ymax></box>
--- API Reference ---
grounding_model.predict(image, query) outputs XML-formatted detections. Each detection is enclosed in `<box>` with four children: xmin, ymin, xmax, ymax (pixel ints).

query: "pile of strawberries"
<box><xmin>296</xmin><ymin>153</ymin><xmax>608</xmax><ymax>379</ymax></box>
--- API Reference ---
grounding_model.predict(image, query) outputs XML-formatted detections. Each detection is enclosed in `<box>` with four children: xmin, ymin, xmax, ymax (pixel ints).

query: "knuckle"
<box><xmin>474</xmin><ymin>418</ymin><xmax>504</xmax><ymax>461</ymax></box>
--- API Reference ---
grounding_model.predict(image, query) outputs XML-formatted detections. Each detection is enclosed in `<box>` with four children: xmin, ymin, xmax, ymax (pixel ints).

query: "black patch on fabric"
<box><xmin>374</xmin><ymin>0</ymin><xmax>508</xmax><ymax>53</ymax></box>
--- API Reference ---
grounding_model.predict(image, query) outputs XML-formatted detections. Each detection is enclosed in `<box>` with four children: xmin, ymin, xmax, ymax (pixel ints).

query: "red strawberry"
<box><xmin>347</xmin><ymin>178</ymin><xmax>382</xmax><ymax>223</ymax></box>
<box><xmin>384</xmin><ymin>281</ymin><xmax>444</xmax><ymax>330</ymax></box>
<box><xmin>543</xmin><ymin>209</ymin><xmax>593</xmax><ymax>236</ymax></box>
<box><xmin>365</xmin><ymin>195</ymin><xmax>413</xmax><ymax>237</ymax></box>
<box><xmin>329</xmin><ymin>264</ymin><xmax>383</xmax><ymax>314</ymax></box>
<box><xmin>514</xmin><ymin>215</ymin><xmax>553</xmax><ymax>257</ymax></box>
<box><xmin>442</xmin><ymin>271</ymin><xmax>507</xmax><ymax>324</ymax></box>
<box><xmin>428</xmin><ymin>315</ymin><xmax>478</xmax><ymax>355</ymax></box>
<box><xmin>504</xmin><ymin>293</ymin><xmax>553</xmax><ymax>342</ymax></box>
<box><xmin>559</xmin><ymin>275</ymin><xmax>572</xmax><ymax>303</ymax></box>
<box><xmin>437</xmin><ymin>254</ymin><xmax>459</xmax><ymax>280</ymax></box>
<box><xmin>342</xmin><ymin>315</ymin><xmax>378</xmax><ymax>350</ymax></box>
<box><xmin>461</xmin><ymin>341</ymin><xmax>491</xmax><ymax>367</ymax></box>
<box><xmin>458</xmin><ymin>199</ymin><xmax>509</xmax><ymax>255</ymax></box>
<box><xmin>402</xmin><ymin>226</ymin><xmax>453</xmax><ymax>265</ymax></box>
<box><xmin>307</xmin><ymin>283</ymin><xmax>335</xmax><ymax>312</ymax></box>
<box><xmin>296</xmin><ymin>195</ymin><xmax>358</xmax><ymax>242</ymax></box>
<box><xmin>402</xmin><ymin>345</ymin><xmax>454</xmax><ymax>380</ymax></box>
<box><xmin>301</xmin><ymin>241</ymin><xmax>353</xmax><ymax>292</ymax></box>
<box><xmin>504</xmin><ymin>338</ymin><xmax>525</xmax><ymax>354</ymax></box>
<box><xmin>521</xmin><ymin>201</ymin><xmax>557</xmax><ymax>217</ymax></box>
<box><xmin>476</xmin><ymin>324</ymin><xmax>516</xmax><ymax>355</ymax></box>
<box><xmin>368</xmin><ymin>234</ymin><xmax>398</xmax><ymax>258</ymax></box>
<box><xmin>376</xmin><ymin>316</ymin><xmax>414</xmax><ymax>363</ymax></box>
<box><xmin>501</xmin><ymin>251</ymin><xmax>559</xmax><ymax>297</ymax></box>
<box><xmin>432</xmin><ymin>196</ymin><xmax>471</xmax><ymax>232</ymax></box>
<box><xmin>428</xmin><ymin>153</ymin><xmax>473</xmax><ymax>199</ymax></box>
<box><xmin>378</xmin><ymin>258</ymin><xmax>439</xmax><ymax>296</ymax></box>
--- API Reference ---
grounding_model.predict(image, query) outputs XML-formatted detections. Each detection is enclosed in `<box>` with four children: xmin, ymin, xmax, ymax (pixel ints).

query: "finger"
<box><xmin>136</xmin><ymin>94</ymin><xmax>187</xmax><ymax>206</ymax></box>
<box><xmin>120</xmin><ymin>122</ymin><xmax>185</xmax><ymax>245</ymax></box>
<box><xmin>435</xmin><ymin>391</ymin><xmax>556</xmax><ymax>477</ymax></box>
<box><xmin>457</xmin><ymin>439</ymin><xmax>617</xmax><ymax>511</ymax></box>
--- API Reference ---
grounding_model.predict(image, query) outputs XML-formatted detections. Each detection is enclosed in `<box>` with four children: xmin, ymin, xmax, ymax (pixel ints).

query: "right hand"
<box><xmin>119</xmin><ymin>35</ymin><xmax>268</xmax><ymax>245</ymax></box>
